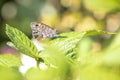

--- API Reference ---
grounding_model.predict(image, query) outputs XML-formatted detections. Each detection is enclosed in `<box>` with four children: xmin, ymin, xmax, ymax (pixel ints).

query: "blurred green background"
<box><xmin>0</xmin><ymin>0</ymin><xmax>120</xmax><ymax>57</ymax></box>
<box><xmin>0</xmin><ymin>0</ymin><xmax>120</xmax><ymax>46</ymax></box>
<box><xmin>0</xmin><ymin>0</ymin><xmax>120</xmax><ymax>80</ymax></box>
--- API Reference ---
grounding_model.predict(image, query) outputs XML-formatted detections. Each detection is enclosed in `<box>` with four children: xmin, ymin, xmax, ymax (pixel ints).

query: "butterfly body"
<box><xmin>31</xmin><ymin>22</ymin><xmax>57</xmax><ymax>39</ymax></box>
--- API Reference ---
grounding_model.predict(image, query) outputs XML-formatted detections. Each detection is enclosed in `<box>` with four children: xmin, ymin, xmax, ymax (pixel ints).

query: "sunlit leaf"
<box><xmin>0</xmin><ymin>66</ymin><xmax>23</xmax><ymax>80</ymax></box>
<box><xmin>25</xmin><ymin>67</ymin><xmax>68</xmax><ymax>80</ymax></box>
<box><xmin>6</xmin><ymin>24</ymin><xmax>38</xmax><ymax>58</ymax></box>
<box><xmin>101</xmin><ymin>31</ymin><xmax>120</xmax><ymax>66</ymax></box>
<box><xmin>39</xmin><ymin>45</ymin><xmax>72</xmax><ymax>67</ymax></box>
<box><xmin>50</xmin><ymin>32</ymin><xmax>86</xmax><ymax>55</ymax></box>
<box><xmin>77</xmin><ymin>66</ymin><xmax>120</xmax><ymax>80</ymax></box>
<box><xmin>0</xmin><ymin>54</ymin><xmax>22</xmax><ymax>67</ymax></box>
<box><xmin>84</xmin><ymin>30</ymin><xmax>115</xmax><ymax>37</ymax></box>
<box><xmin>40</xmin><ymin>30</ymin><xmax>113</xmax><ymax>66</ymax></box>
<box><xmin>49</xmin><ymin>30</ymin><xmax>113</xmax><ymax>56</ymax></box>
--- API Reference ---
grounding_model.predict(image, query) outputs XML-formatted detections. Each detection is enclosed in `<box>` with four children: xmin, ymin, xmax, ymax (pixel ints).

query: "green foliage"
<box><xmin>84</xmin><ymin>30</ymin><xmax>115</xmax><ymax>36</ymax></box>
<box><xmin>5</xmin><ymin>24</ymin><xmax>120</xmax><ymax>80</ymax></box>
<box><xmin>76</xmin><ymin>66</ymin><xmax>120</xmax><ymax>80</ymax></box>
<box><xmin>38</xmin><ymin>30</ymin><xmax>115</xmax><ymax>71</ymax></box>
<box><xmin>25</xmin><ymin>68</ymin><xmax>56</xmax><ymax>80</ymax></box>
<box><xmin>25</xmin><ymin>65</ymin><xmax>70</xmax><ymax>80</ymax></box>
<box><xmin>77</xmin><ymin>37</ymin><xmax>93</xmax><ymax>61</ymax></box>
<box><xmin>44</xmin><ymin>30</ymin><xmax>114</xmax><ymax>58</ymax></box>
<box><xmin>39</xmin><ymin>44</ymin><xmax>71</xmax><ymax>67</ymax></box>
<box><xmin>101</xmin><ymin>31</ymin><xmax>120</xmax><ymax>66</ymax></box>
<box><xmin>6</xmin><ymin>24</ymin><xmax>39</xmax><ymax>58</ymax></box>
<box><xmin>49</xmin><ymin>32</ymin><xmax>86</xmax><ymax>55</ymax></box>
<box><xmin>0</xmin><ymin>54</ymin><xmax>22</xmax><ymax>67</ymax></box>
<box><xmin>5</xmin><ymin>24</ymin><xmax>115</xmax><ymax>66</ymax></box>
<box><xmin>0</xmin><ymin>67</ymin><xmax>23</xmax><ymax>80</ymax></box>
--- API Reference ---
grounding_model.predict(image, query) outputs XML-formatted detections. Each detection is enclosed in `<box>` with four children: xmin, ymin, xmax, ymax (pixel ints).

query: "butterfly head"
<box><xmin>30</xmin><ymin>22</ymin><xmax>40</xmax><ymax>30</ymax></box>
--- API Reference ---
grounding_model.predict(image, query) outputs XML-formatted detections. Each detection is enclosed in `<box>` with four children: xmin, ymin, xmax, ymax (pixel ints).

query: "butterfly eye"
<box><xmin>35</xmin><ymin>24</ymin><xmax>39</xmax><ymax>26</ymax></box>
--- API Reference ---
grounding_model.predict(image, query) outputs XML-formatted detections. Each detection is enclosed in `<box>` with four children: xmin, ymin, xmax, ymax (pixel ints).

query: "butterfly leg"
<box><xmin>42</xmin><ymin>36</ymin><xmax>48</xmax><ymax>40</ymax></box>
<box><xmin>32</xmin><ymin>32</ymin><xmax>40</xmax><ymax>39</ymax></box>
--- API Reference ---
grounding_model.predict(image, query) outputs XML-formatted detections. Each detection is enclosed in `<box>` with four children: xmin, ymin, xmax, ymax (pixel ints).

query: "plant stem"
<box><xmin>36</xmin><ymin>58</ymin><xmax>40</xmax><ymax>69</ymax></box>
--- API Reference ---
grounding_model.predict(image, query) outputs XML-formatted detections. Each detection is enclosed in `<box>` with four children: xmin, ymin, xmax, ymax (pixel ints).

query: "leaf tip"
<box><xmin>5</xmin><ymin>24</ymin><xmax>9</xmax><ymax>28</ymax></box>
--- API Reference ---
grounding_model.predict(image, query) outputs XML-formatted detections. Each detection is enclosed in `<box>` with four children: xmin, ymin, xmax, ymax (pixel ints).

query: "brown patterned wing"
<box><xmin>30</xmin><ymin>22</ymin><xmax>57</xmax><ymax>39</ymax></box>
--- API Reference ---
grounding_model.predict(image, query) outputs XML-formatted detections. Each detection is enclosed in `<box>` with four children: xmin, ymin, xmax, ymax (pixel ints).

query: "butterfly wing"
<box><xmin>30</xmin><ymin>22</ymin><xmax>57</xmax><ymax>39</ymax></box>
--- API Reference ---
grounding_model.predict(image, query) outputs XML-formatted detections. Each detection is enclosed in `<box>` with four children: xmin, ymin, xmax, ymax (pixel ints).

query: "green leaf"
<box><xmin>49</xmin><ymin>32</ymin><xmax>86</xmax><ymax>55</ymax></box>
<box><xmin>77</xmin><ymin>66</ymin><xmax>120</xmax><ymax>80</ymax></box>
<box><xmin>102</xmin><ymin>47</ymin><xmax>120</xmax><ymax>66</ymax></box>
<box><xmin>6</xmin><ymin>42</ymin><xmax>18</xmax><ymax>50</ymax></box>
<box><xmin>0</xmin><ymin>54</ymin><xmax>22</xmax><ymax>67</ymax></box>
<box><xmin>77</xmin><ymin>37</ymin><xmax>93</xmax><ymax>61</ymax></box>
<box><xmin>48</xmin><ymin>30</ymin><xmax>113</xmax><ymax>56</ymax></box>
<box><xmin>39</xmin><ymin>45</ymin><xmax>72</xmax><ymax>67</ymax></box>
<box><xmin>25</xmin><ymin>67</ymin><xmax>69</xmax><ymax>80</ymax></box>
<box><xmin>40</xmin><ymin>30</ymin><xmax>112</xmax><ymax>65</ymax></box>
<box><xmin>6</xmin><ymin>24</ymin><xmax>38</xmax><ymax>58</ymax></box>
<box><xmin>84</xmin><ymin>30</ymin><xmax>115</xmax><ymax>37</ymax></box>
<box><xmin>101</xmin><ymin>31</ymin><xmax>120</xmax><ymax>66</ymax></box>
<box><xmin>0</xmin><ymin>66</ymin><xmax>23</xmax><ymax>80</ymax></box>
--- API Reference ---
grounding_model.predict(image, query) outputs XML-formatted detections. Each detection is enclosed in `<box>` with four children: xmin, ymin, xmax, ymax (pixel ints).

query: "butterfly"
<box><xmin>30</xmin><ymin>22</ymin><xmax>57</xmax><ymax>40</ymax></box>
